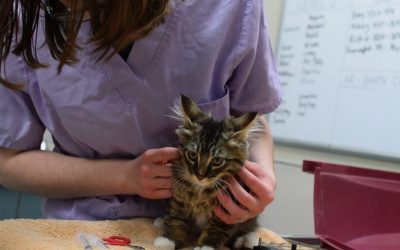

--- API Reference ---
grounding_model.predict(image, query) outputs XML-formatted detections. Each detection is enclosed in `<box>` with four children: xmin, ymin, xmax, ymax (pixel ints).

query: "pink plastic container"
<box><xmin>303</xmin><ymin>160</ymin><xmax>400</xmax><ymax>250</ymax></box>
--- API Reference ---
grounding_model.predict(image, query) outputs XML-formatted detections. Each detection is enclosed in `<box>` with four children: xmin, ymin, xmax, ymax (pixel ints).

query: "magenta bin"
<box><xmin>303</xmin><ymin>160</ymin><xmax>400</xmax><ymax>250</ymax></box>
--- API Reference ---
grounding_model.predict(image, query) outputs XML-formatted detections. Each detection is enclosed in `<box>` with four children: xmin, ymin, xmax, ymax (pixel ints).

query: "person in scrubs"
<box><xmin>0</xmin><ymin>0</ymin><xmax>282</xmax><ymax>223</ymax></box>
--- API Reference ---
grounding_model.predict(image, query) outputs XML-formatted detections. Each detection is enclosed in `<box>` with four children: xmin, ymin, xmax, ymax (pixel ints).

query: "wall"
<box><xmin>263</xmin><ymin>0</ymin><xmax>283</xmax><ymax>52</ymax></box>
<box><xmin>261</xmin><ymin>0</ymin><xmax>400</xmax><ymax>236</ymax></box>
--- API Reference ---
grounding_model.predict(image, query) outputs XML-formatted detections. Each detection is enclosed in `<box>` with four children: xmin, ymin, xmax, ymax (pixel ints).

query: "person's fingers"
<box><xmin>228</xmin><ymin>176</ymin><xmax>258</xmax><ymax>211</ymax></box>
<box><xmin>214</xmin><ymin>205</ymin><xmax>237</xmax><ymax>224</ymax></box>
<box><xmin>150</xmin><ymin>163</ymin><xmax>173</xmax><ymax>178</ymax></box>
<box><xmin>242</xmin><ymin>160</ymin><xmax>267</xmax><ymax>177</ymax></box>
<box><xmin>238</xmin><ymin>166</ymin><xmax>267</xmax><ymax>199</ymax></box>
<box><xmin>143</xmin><ymin>147</ymin><xmax>180</xmax><ymax>163</ymax></box>
<box><xmin>148</xmin><ymin>188</ymin><xmax>172</xmax><ymax>199</ymax></box>
<box><xmin>217</xmin><ymin>191</ymin><xmax>249</xmax><ymax>222</ymax></box>
<box><xmin>238</xmin><ymin>164</ymin><xmax>275</xmax><ymax>206</ymax></box>
<box><xmin>152</xmin><ymin>177</ymin><xmax>173</xmax><ymax>189</ymax></box>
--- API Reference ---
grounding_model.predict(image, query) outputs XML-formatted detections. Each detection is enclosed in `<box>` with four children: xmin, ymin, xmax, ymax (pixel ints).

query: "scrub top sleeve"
<box><xmin>227</xmin><ymin>0</ymin><xmax>282</xmax><ymax>116</ymax></box>
<box><xmin>0</xmin><ymin>53</ymin><xmax>45</xmax><ymax>150</ymax></box>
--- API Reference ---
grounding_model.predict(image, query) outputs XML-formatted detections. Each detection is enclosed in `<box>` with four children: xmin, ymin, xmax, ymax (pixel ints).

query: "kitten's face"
<box><xmin>174</xmin><ymin>95</ymin><xmax>258</xmax><ymax>190</ymax></box>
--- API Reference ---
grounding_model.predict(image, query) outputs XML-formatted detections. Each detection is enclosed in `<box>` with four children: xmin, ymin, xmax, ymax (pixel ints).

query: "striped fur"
<box><xmin>162</xmin><ymin>95</ymin><xmax>261</xmax><ymax>249</ymax></box>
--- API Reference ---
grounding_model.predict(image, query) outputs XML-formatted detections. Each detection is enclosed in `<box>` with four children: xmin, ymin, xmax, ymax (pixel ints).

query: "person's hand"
<box><xmin>127</xmin><ymin>147</ymin><xmax>180</xmax><ymax>199</ymax></box>
<box><xmin>214</xmin><ymin>160</ymin><xmax>275</xmax><ymax>224</ymax></box>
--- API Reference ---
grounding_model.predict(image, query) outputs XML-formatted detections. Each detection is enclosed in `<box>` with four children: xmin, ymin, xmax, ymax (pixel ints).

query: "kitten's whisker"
<box><xmin>218</xmin><ymin>179</ymin><xmax>233</xmax><ymax>191</ymax></box>
<box><xmin>212</xmin><ymin>182</ymin><xmax>221</xmax><ymax>194</ymax></box>
<box><xmin>214</xmin><ymin>181</ymin><xmax>228</xmax><ymax>197</ymax></box>
<box><xmin>172</xmin><ymin>174</ymin><xmax>188</xmax><ymax>186</ymax></box>
<box><xmin>212</xmin><ymin>180</ymin><xmax>222</xmax><ymax>191</ymax></box>
<box><xmin>216</xmin><ymin>179</ymin><xmax>234</xmax><ymax>201</ymax></box>
<box><xmin>215</xmin><ymin>182</ymin><xmax>226</xmax><ymax>195</ymax></box>
<box><xmin>172</xmin><ymin>176</ymin><xmax>182</xmax><ymax>184</ymax></box>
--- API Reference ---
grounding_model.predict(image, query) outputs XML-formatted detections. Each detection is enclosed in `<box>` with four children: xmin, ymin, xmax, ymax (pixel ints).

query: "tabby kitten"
<box><xmin>155</xmin><ymin>95</ymin><xmax>261</xmax><ymax>250</ymax></box>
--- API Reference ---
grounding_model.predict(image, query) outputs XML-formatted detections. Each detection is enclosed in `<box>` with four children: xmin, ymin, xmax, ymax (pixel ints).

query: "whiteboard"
<box><xmin>270</xmin><ymin>0</ymin><xmax>400</xmax><ymax>160</ymax></box>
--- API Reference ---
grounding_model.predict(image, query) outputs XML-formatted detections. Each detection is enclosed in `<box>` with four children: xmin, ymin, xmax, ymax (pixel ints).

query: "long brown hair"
<box><xmin>0</xmin><ymin>0</ymin><xmax>170</xmax><ymax>89</ymax></box>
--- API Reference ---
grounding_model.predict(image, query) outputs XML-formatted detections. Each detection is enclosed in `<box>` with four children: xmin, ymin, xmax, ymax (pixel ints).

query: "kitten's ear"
<box><xmin>231</xmin><ymin>112</ymin><xmax>259</xmax><ymax>139</ymax></box>
<box><xmin>180</xmin><ymin>95</ymin><xmax>203</xmax><ymax>124</ymax></box>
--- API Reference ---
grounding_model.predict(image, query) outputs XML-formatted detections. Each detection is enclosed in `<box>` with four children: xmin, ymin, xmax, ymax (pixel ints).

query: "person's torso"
<box><xmin>29</xmin><ymin>0</ymin><xmax>246</xmax><ymax>159</ymax></box>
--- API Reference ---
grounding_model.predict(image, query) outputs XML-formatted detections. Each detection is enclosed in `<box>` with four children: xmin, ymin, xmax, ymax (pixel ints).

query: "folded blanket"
<box><xmin>0</xmin><ymin>218</ymin><xmax>285</xmax><ymax>250</ymax></box>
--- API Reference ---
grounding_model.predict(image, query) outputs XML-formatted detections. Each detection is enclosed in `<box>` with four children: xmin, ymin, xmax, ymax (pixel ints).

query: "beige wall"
<box><xmin>261</xmin><ymin>0</ymin><xmax>400</xmax><ymax>236</ymax></box>
<box><xmin>263</xmin><ymin>0</ymin><xmax>283</xmax><ymax>52</ymax></box>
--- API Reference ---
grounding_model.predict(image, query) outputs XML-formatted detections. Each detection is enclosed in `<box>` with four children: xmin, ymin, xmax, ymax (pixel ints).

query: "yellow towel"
<box><xmin>0</xmin><ymin>218</ymin><xmax>285</xmax><ymax>250</ymax></box>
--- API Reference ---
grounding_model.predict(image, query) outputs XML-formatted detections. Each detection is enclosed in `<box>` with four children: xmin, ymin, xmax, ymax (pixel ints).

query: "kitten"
<box><xmin>155</xmin><ymin>95</ymin><xmax>261</xmax><ymax>250</ymax></box>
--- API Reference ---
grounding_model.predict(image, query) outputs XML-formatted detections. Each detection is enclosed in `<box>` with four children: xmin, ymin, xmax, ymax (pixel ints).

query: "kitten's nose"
<box><xmin>196</xmin><ymin>168</ymin><xmax>207</xmax><ymax>180</ymax></box>
<box><xmin>197</xmin><ymin>175</ymin><xmax>205</xmax><ymax>181</ymax></box>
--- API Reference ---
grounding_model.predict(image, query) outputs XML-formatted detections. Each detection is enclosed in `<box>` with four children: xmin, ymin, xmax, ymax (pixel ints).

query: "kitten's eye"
<box><xmin>186</xmin><ymin>151</ymin><xmax>198</xmax><ymax>162</ymax></box>
<box><xmin>211</xmin><ymin>156</ymin><xmax>224</xmax><ymax>166</ymax></box>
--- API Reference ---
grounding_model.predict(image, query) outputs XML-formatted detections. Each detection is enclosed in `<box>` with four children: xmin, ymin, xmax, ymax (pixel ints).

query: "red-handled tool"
<box><xmin>102</xmin><ymin>236</ymin><xmax>145</xmax><ymax>249</ymax></box>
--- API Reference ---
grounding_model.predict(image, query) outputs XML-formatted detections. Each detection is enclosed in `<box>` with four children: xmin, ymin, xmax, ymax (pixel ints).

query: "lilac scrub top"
<box><xmin>0</xmin><ymin>0</ymin><xmax>282</xmax><ymax>220</ymax></box>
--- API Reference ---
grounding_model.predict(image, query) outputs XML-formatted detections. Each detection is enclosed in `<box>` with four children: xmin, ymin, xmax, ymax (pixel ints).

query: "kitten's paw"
<box><xmin>193</xmin><ymin>246</ymin><xmax>215</xmax><ymax>250</ymax></box>
<box><xmin>153</xmin><ymin>217</ymin><xmax>165</xmax><ymax>229</ymax></box>
<box><xmin>154</xmin><ymin>236</ymin><xmax>175</xmax><ymax>249</ymax></box>
<box><xmin>233</xmin><ymin>232</ymin><xmax>258</xmax><ymax>249</ymax></box>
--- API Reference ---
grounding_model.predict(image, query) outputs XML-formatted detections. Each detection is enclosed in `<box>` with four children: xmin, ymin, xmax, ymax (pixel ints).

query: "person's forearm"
<box><xmin>0</xmin><ymin>147</ymin><xmax>131</xmax><ymax>198</ymax></box>
<box><xmin>250</xmin><ymin>115</ymin><xmax>276</xmax><ymax>187</ymax></box>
